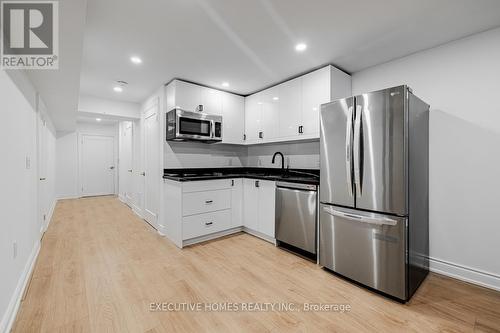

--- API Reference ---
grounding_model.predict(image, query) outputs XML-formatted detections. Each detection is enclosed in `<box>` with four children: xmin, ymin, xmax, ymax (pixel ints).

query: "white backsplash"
<box><xmin>246</xmin><ymin>140</ymin><xmax>320</xmax><ymax>169</ymax></box>
<box><xmin>164</xmin><ymin>141</ymin><xmax>248</xmax><ymax>168</ymax></box>
<box><xmin>164</xmin><ymin>140</ymin><xmax>320</xmax><ymax>170</ymax></box>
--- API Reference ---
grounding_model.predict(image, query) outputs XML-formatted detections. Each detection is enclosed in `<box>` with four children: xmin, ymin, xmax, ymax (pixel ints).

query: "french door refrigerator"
<box><xmin>319</xmin><ymin>85</ymin><xmax>429</xmax><ymax>301</ymax></box>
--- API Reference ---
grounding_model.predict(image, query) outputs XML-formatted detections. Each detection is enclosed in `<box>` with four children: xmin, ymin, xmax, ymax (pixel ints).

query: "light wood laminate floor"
<box><xmin>13</xmin><ymin>196</ymin><xmax>500</xmax><ymax>332</ymax></box>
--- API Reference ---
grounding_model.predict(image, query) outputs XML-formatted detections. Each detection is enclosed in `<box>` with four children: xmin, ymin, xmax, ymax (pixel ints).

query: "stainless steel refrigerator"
<box><xmin>319</xmin><ymin>85</ymin><xmax>429</xmax><ymax>301</ymax></box>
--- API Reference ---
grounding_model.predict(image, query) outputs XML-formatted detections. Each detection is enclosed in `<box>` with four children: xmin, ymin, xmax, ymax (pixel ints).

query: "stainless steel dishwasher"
<box><xmin>275</xmin><ymin>182</ymin><xmax>318</xmax><ymax>255</ymax></box>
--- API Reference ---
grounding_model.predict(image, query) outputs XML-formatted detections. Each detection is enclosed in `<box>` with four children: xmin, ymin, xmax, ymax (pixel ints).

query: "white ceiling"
<box><xmin>25</xmin><ymin>0</ymin><xmax>87</xmax><ymax>131</ymax></box>
<box><xmin>80</xmin><ymin>0</ymin><xmax>500</xmax><ymax>104</ymax></box>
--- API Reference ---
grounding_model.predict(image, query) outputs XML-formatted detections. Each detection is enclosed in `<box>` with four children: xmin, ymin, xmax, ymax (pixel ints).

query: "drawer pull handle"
<box><xmin>205</xmin><ymin>222</ymin><xmax>213</xmax><ymax>226</ymax></box>
<box><xmin>205</xmin><ymin>200</ymin><xmax>213</xmax><ymax>204</ymax></box>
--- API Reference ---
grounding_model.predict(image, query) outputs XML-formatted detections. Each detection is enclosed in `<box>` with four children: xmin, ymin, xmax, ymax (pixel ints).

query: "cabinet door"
<box><xmin>201</xmin><ymin>87</ymin><xmax>222</xmax><ymax>115</ymax></box>
<box><xmin>222</xmin><ymin>92</ymin><xmax>245</xmax><ymax>144</ymax></box>
<box><xmin>231</xmin><ymin>179</ymin><xmax>243</xmax><ymax>227</ymax></box>
<box><xmin>174</xmin><ymin>80</ymin><xmax>202</xmax><ymax>111</ymax></box>
<box><xmin>243</xmin><ymin>178</ymin><xmax>259</xmax><ymax>230</ymax></box>
<box><xmin>301</xmin><ymin>67</ymin><xmax>331</xmax><ymax>136</ymax></box>
<box><xmin>278</xmin><ymin>78</ymin><xmax>302</xmax><ymax>138</ymax></box>
<box><xmin>244</xmin><ymin>94</ymin><xmax>262</xmax><ymax>143</ymax></box>
<box><xmin>260</xmin><ymin>87</ymin><xmax>280</xmax><ymax>142</ymax></box>
<box><xmin>258</xmin><ymin>180</ymin><xmax>276</xmax><ymax>238</ymax></box>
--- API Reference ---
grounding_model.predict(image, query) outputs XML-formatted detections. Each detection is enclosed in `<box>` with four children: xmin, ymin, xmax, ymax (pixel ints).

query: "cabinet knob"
<box><xmin>255</xmin><ymin>180</ymin><xmax>260</xmax><ymax>188</ymax></box>
<box><xmin>205</xmin><ymin>200</ymin><xmax>213</xmax><ymax>204</ymax></box>
<box><xmin>205</xmin><ymin>222</ymin><xmax>213</xmax><ymax>226</ymax></box>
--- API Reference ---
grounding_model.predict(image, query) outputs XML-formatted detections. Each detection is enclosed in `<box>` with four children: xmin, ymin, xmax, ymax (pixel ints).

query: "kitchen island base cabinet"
<box><xmin>243</xmin><ymin>179</ymin><xmax>276</xmax><ymax>241</ymax></box>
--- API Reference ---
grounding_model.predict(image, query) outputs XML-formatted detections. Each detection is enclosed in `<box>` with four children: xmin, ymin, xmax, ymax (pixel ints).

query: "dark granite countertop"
<box><xmin>163</xmin><ymin>167</ymin><xmax>320</xmax><ymax>185</ymax></box>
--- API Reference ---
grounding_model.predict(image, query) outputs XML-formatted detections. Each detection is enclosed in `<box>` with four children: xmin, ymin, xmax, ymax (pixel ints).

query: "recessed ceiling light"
<box><xmin>257</xmin><ymin>102</ymin><xmax>263</xmax><ymax>105</ymax></box>
<box><xmin>295</xmin><ymin>43</ymin><xmax>307</xmax><ymax>52</ymax></box>
<box><xmin>273</xmin><ymin>96</ymin><xmax>279</xmax><ymax>101</ymax></box>
<box><xmin>221</xmin><ymin>82</ymin><xmax>229</xmax><ymax>88</ymax></box>
<box><xmin>113</xmin><ymin>86</ymin><xmax>123</xmax><ymax>93</ymax></box>
<box><xmin>130</xmin><ymin>56</ymin><xmax>142</xmax><ymax>64</ymax></box>
<box><xmin>96</xmin><ymin>118</ymin><xmax>102</xmax><ymax>122</ymax></box>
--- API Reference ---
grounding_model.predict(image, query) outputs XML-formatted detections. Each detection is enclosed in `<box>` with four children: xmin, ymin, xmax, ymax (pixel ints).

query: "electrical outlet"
<box><xmin>25</xmin><ymin>156</ymin><xmax>31</xmax><ymax>169</ymax></box>
<box><xmin>13</xmin><ymin>241</ymin><xmax>17</xmax><ymax>259</ymax></box>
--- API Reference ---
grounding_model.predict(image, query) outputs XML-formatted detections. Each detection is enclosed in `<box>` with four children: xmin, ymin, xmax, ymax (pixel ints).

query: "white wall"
<box><xmin>0</xmin><ymin>70</ymin><xmax>56</xmax><ymax>332</ymax></box>
<box><xmin>351</xmin><ymin>27</ymin><xmax>500</xmax><ymax>290</ymax></box>
<box><xmin>78</xmin><ymin>94</ymin><xmax>140</xmax><ymax>119</ymax></box>
<box><xmin>55</xmin><ymin>132</ymin><xmax>78</xmax><ymax>198</ymax></box>
<box><xmin>55</xmin><ymin>122</ymin><xmax>119</xmax><ymax>198</ymax></box>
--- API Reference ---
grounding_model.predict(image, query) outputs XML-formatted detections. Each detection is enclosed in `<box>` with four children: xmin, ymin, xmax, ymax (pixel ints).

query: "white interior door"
<box><xmin>81</xmin><ymin>135</ymin><xmax>115</xmax><ymax>196</ymax></box>
<box><xmin>143</xmin><ymin>104</ymin><xmax>160</xmax><ymax>228</ymax></box>
<box><xmin>119</xmin><ymin>122</ymin><xmax>134</xmax><ymax>206</ymax></box>
<box><xmin>37</xmin><ymin>116</ymin><xmax>48</xmax><ymax>235</ymax></box>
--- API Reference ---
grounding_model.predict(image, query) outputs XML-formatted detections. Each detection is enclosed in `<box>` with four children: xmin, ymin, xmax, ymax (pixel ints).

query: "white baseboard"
<box><xmin>118</xmin><ymin>194</ymin><xmax>126</xmax><ymax>203</ymax></box>
<box><xmin>429</xmin><ymin>256</ymin><xmax>500</xmax><ymax>292</ymax></box>
<box><xmin>242</xmin><ymin>227</ymin><xmax>276</xmax><ymax>245</ymax></box>
<box><xmin>44</xmin><ymin>198</ymin><xmax>57</xmax><ymax>232</ymax></box>
<box><xmin>57</xmin><ymin>195</ymin><xmax>80</xmax><ymax>200</ymax></box>
<box><xmin>131</xmin><ymin>204</ymin><xmax>143</xmax><ymax>219</ymax></box>
<box><xmin>0</xmin><ymin>240</ymin><xmax>41</xmax><ymax>333</ymax></box>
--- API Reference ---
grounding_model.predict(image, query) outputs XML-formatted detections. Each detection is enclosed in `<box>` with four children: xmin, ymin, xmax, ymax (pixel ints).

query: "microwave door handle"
<box><xmin>353</xmin><ymin>105</ymin><xmax>362</xmax><ymax>197</ymax></box>
<box><xmin>210</xmin><ymin>120</ymin><xmax>215</xmax><ymax>139</ymax></box>
<box><xmin>346</xmin><ymin>106</ymin><xmax>354</xmax><ymax>197</ymax></box>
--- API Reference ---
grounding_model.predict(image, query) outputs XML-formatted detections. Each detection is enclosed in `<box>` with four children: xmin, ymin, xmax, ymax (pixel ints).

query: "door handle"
<box><xmin>140</xmin><ymin>172</ymin><xmax>146</xmax><ymax>176</ymax></box>
<box><xmin>322</xmin><ymin>206</ymin><xmax>398</xmax><ymax>226</ymax></box>
<box><xmin>109</xmin><ymin>166</ymin><xmax>115</xmax><ymax>170</ymax></box>
<box><xmin>353</xmin><ymin>105</ymin><xmax>363</xmax><ymax>197</ymax></box>
<box><xmin>345</xmin><ymin>106</ymin><xmax>354</xmax><ymax>197</ymax></box>
<box><xmin>128</xmin><ymin>169</ymin><xmax>133</xmax><ymax>173</ymax></box>
<box><xmin>205</xmin><ymin>222</ymin><xmax>213</xmax><ymax>226</ymax></box>
<box><xmin>258</xmin><ymin>131</ymin><xmax>263</xmax><ymax>139</ymax></box>
<box><xmin>39</xmin><ymin>177</ymin><xmax>46</xmax><ymax>181</ymax></box>
<box><xmin>231</xmin><ymin>179</ymin><xmax>234</xmax><ymax>187</ymax></box>
<box><xmin>255</xmin><ymin>180</ymin><xmax>260</xmax><ymax>188</ymax></box>
<box><xmin>205</xmin><ymin>200</ymin><xmax>213</xmax><ymax>204</ymax></box>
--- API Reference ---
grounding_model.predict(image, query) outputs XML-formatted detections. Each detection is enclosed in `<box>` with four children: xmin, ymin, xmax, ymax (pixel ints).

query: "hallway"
<box><xmin>12</xmin><ymin>197</ymin><xmax>500</xmax><ymax>332</ymax></box>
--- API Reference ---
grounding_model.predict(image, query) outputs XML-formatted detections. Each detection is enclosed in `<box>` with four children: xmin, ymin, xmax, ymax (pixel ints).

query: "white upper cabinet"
<box><xmin>201</xmin><ymin>87</ymin><xmax>222</xmax><ymax>115</ymax></box>
<box><xmin>173</xmin><ymin>80</ymin><xmax>203</xmax><ymax>111</ymax></box>
<box><xmin>260</xmin><ymin>86</ymin><xmax>280</xmax><ymax>142</ymax></box>
<box><xmin>301</xmin><ymin>66</ymin><xmax>331</xmax><ymax>136</ymax></box>
<box><xmin>221</xmin><ymin>92</ymin><xmax>245</xmax><ymax>144</ymax></box>
<box><xmin>244</xmin><ymin>65</ymin><xmax>351</xmax><ymax>144</ymax></box>
<box><xmin>278</xmin><ymin>77</ymin><xmax>302</xmax><ymax>139</ymax></box>
<box><xmin>244</xmin><ymin>93</ymin><xmax>262</xmax><ymax>143</ymax></box>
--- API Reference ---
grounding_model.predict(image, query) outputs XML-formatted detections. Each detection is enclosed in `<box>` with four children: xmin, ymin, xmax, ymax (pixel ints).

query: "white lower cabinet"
<box><xmin>183</xmin><ymin>210</ymin><xmax>231</xmax><ymax>240</ymax></box>
<box><xmin>164</xmin><ymin>178</ymin><xmax>275</xmax><ymax>247</ymax></box>
<box><xmin>231</xmin><ymin>179</ymin><xmax>243</xmax><ymax>227</ymax></box>
<box><xmin>243</xmin><ymin>179</ymin><xmax>276</xmax><ymax>239</ymax></box>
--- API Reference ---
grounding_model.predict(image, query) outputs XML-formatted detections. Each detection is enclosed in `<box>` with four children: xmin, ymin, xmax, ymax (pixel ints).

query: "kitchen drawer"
<box><xmin>183</xmin><ymin>209</ymin><xmax>232</xmax><ymax>240</ymax></box>
<box><xmin>182</xmin><ymin>189</ymin><xmax>231</xmax><ymax>216</ymax></box>
<box><xmin>182</xmin><ymin>179</ymin><xmax>233</xmax><ymax>193</ymax></box>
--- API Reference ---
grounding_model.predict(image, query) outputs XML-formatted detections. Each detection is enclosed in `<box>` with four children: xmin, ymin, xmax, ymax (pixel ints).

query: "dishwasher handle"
<box><xmin>276</xmin><ymin>181</ymin><xmax>317</xmax><ymax>191</ymax></box>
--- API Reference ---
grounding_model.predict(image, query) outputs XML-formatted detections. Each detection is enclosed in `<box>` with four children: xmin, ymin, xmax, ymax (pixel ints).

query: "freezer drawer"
<box><xmin>319</xmin><ymin>204</ymin><xmax>407</xmax><ymax>300</ymax></box>
<box><xmin>275</xmin><ymin>183</ymin><xmax>317</xmax><ymax>254</ymax></box>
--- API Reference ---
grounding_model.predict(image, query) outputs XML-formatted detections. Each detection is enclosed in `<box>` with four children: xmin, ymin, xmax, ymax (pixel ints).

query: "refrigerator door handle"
<box><xmin>322</xmin><ymin>206</ymin><xmax>398</xmax><ymax>226</ymax></box>
<box><xmin>353</xmin><ymin>104</ymin><xmax>363</xmax><ymax>197</ymax></box>
<box><xmin>345</xmin><ymin>106</ymin><xmax>354</xmax><ymax>196</ymax></box>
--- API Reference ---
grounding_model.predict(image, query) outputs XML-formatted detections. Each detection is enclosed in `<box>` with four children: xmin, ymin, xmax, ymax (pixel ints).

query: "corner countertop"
<box><xmin>163</xmin><ymin>167</ymin><xmax>320</xmax><ymax>185</ymax></box>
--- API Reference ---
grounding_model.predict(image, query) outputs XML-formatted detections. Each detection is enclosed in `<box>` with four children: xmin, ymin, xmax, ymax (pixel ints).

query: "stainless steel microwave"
<box><xmin>166</xmin><ymin>108</ymin><xmax>222</xmax><ymax>143</ymax></box>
